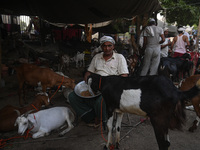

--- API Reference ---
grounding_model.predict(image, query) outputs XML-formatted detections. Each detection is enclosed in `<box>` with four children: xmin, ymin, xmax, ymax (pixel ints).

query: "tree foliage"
<box><xmin>160</xmin><ymin>0</ymin><xmax>200</xmax><ymax>26</ymax></box>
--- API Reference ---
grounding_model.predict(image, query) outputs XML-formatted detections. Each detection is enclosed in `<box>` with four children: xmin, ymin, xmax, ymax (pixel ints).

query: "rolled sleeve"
<box><xmin>87</xmin><ymin>56</ymin><xmax>96</xmax><ymax>73</ymax></box>
<box><xmin>117</xmin><ymin>55</ymin><xmax>129</xmax><ymax>75</ymax></box>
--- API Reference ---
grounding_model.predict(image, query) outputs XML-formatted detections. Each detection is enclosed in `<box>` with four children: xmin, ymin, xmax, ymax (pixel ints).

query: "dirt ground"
<box><xmin>1</xmin><ymin>68</ymin><xmax>200</xmax><ymax>150</ymax></box>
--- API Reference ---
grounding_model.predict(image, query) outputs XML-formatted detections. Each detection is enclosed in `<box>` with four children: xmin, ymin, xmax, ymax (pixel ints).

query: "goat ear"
<box><xmin>14</xmin><ymin>118</ymin><xmax>19</xmax><ymax>126</ymax></box>
<box><xmin>28</xmin><ymin>119</ymin><xmax>34</xmax><ymax>126</ymax></box>
<box><xmin>47</xmin><ymin>98</ymin><xmax>50</xmax><ymax>103</ymax></box>
<box><xmin>28</xmin><ymin>116</ymin><xmax>36</xmax><ymax>125</ymax></box>
<box><xmin>87</xmin><ymin>78</ymin><xmax>92</xmax><ymax>85</ymax></box>
<box><xmin>162</xmin><ymin>66</ymin><xmax>165</xmax><ymax>70</ymax></box>
<box><xmin>160</xmin><ymin>65</ymin><xmax>165</xmax><ymax>70</ymax></box>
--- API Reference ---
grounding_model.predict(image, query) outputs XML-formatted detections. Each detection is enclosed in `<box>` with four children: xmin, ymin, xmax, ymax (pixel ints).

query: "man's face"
<box><xmin>101</xmin><ymin>41</ymin><xmax>114</xmax><ymax>56</ymax></box>
<box><xmin>164</xmin><ymin>30</ymin><xmax>168</xmax><ymax>36</ymax></box>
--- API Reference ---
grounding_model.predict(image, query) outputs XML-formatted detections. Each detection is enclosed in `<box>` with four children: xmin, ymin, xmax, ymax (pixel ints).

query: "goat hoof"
<box><xmin>103</xmin><ymin>145</ymin><xmax>108</xmax><ymax>150</ymax></box>
<box><xmin>189</xmin><ymin>120</ymin><xmax>198</xmax><ymax>132</ymax></box>
<box><xmin>189</xmin><ymin>126</ymin><xmax>196</xmax><ymax>132</ymax></box>
<box><xmin>109</xmin><ymin>144</ymin><xmax>115</xmax><ymax>150</ymax></box>
<box><xmin>165</xmin><ymin>141</ymin><xmax>170</xmax><ymax>148</ymax></box>
<box><xmin>115</xmin><ymin>142</ymin><xmax>120</xmax><ymax>149</ymax></box>
<box><xmin>189</xmin><ymin>127</ymin><xmax>195</xmax><ymax>132</ymax></box>
<box><xmin>59</xmin><ymin>133</ymin><xmax>64</xmax><ymax>137</ymax></box>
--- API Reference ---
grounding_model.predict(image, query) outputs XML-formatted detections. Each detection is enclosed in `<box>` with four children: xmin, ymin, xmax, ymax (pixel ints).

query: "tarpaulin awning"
<box><xmin>0</xmin><ymin>0</ymin><xmax>162</xmax><ymax>24</ymax></box>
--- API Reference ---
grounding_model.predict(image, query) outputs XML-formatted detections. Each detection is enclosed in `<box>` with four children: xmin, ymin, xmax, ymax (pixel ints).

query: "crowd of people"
<box><xmin>139</xmin><ymin>19</ymin><xmax>197</xmax><ymax>76</ymax></box>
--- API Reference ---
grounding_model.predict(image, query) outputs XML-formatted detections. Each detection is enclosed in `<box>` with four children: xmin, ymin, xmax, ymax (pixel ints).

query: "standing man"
<box><xmin>171</xmin><ymin>27</ymin><xmax>190</xmax><ymax>57</ymax></box>
<box><xmin>69</xmin><ymin>36</ymin><xmax>129</xmax><ymax>127</ymax></box>
<box><xmin>140</xmin><ymin>18</ymin><xmax>165</xmax><ymax>76</ymax></box>
<box><xmin>160</xmin><ymin>27</ymin><xmax>171</xmax><ymax>58</ymax></box>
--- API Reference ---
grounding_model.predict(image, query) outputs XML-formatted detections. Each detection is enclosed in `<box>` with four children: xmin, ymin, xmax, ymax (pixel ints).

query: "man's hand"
<box><xmin>84</xmin><ymin>71</ymin><xmax>91</xmax><ymax>82</ymax></box>
<box><xmin>168</xmin><ymin>49</ymin><xmax>172</xmax><ymax>53</ymax></box>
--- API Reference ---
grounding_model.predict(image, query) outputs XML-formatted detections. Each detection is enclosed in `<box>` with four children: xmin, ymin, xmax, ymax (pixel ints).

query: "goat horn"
<box><xmin>24</xmin><ymin>109</ymin><xmax>35</xmax><ymax>117</ymax></box>
<box><xmin>14</xmin><ymin>109</ymin><xmax>21</xmax><ymax>116</ymax></box>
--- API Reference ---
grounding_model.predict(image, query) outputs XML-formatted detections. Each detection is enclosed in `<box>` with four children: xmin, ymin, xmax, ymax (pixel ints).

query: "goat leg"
<box><xmin>59</xmin><ymin>113</ymin><xmax>74</xmax><ymax>136</ymax></box>
<box><xmin>59</xmin><ymin>125</ymin><xmax>74</xmax><ymax>136</ymax></box>
<box><xmin>103</xmin><ymin>145</ymin><xmax>108</xmax><ymax>150</ymax></box>
<box><xmin>32</xmin><ymin>131</ymin><xmax>49</xmax><ymax>139</ymax></box>
<box><xmin>189</xmin><ymin>96</ymin><xmax>200</xmax><ymax>132</ymax></box>
<box><xmin>115</xmin><ymin>113</ymin><xmax>123</xmax><ymax>149</ymax></box>
<box><xmin>150</xmin><ymin>118</ymin><xmax>170</xmax><ymax>150</ymax></box>
<box><xmin>189</xmin><ymin>120</ymin><xmax>198</xmax><ymax>132</ymax></box>
<box><xmin>106</xmin><ymin>115</ymin><xmax>114</xmax><ymax>149</ymax></box>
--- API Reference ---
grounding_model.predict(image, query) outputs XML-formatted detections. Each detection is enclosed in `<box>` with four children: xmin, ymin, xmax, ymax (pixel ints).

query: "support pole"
<box><xmin>85</xmin><ymin>24</ymin><xmax>92</xmax><ymax>43</ymax></box>
<box><xmin>131</xmin><ymin>17</ymin><xmax>138</xmax><ymax>54</ymax></box>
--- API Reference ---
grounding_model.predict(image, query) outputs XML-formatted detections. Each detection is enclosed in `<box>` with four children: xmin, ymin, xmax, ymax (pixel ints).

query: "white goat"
<box><xmin>60</xmin><ymin>54</ymin><xmax>70</xmax><ymax>72</ymax></box>
<box><xmin>14</xmin><ymin>107</ymin><xmax>74</xmax><ymax>138</ymax></box>
<box><xmin>72</xmin><ymin>51</ymin><xmax>85</xmax><ymax>68</ymax></box>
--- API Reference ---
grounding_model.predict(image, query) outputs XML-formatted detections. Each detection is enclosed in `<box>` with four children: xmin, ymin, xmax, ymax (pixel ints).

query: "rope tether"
<box><xmin>49</xmin><ymin>76</ymin><xmax>64</xmax><ymax>101</ymax></box>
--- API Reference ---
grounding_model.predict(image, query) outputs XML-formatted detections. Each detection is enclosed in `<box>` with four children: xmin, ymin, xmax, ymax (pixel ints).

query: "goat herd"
<box><xmin>1</xmin><ymin>51</ymin><xmax>200</xmax><ymax>150</ymax></box>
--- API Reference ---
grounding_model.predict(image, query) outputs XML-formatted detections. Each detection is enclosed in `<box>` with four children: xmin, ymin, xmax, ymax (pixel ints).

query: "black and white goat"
<box><xmin>14</xmin><ymin>107</ymin><xmax>74</xmax><ymax>138</ymax></box>
<box><xmin>87</xmin><ymin>73</ymin><xmax>200</xmax><ymax>150</ymax></box>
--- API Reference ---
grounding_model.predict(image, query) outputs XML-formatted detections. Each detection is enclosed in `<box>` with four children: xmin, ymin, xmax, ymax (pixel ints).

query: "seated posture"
<box><xmin>87</xmin><ymin>73</ymin><xmax>200</xmax><ymax>150</ymax></box>
<box><xmin>0</xmin><ymin>93</ymin><xmax>50</xmax><ymax>132</ymax></box>
<box><xmin>15</xmin><ymin>107</ymin><xmax>74</xmax><ymax>138</ymax></box>
<box><xmin>68</xmin><ymin>36</ymin><xmax>129</xmax><ymax>127</ymax></box>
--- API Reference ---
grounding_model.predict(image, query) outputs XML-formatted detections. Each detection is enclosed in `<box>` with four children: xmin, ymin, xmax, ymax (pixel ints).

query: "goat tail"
<box><xmin>169</xmin><ymin>100</ymin><xmax>186</xmax><ymax>130</ymax></box>
<box><xmin>171</xmin><ymin>79</ymin><xmax>200</xmax><ymax>130</ymax></box>
<box><xmin>180</xmin><ymin>78</ymin><xmax>200</xmax><ymax>101</ymax></box>
<box><xmin>169</xmin><ymin>78</ymin><xmax>200</xmax><ymax>130</ymax></box>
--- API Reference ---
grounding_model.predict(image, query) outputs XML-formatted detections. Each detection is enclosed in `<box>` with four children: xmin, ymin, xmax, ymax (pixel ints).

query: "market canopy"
<box><xmin>0</xmin><ymin>0</ymin><xmax>162</xmax><ymax>24</ymax></box>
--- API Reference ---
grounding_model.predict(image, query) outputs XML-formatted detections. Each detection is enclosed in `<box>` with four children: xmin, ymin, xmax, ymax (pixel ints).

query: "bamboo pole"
<box><xmin>85</xmin><ymin>24</ymin><xmax>92</xmax><ymax>43</ymax></box>
<box><xmin>87</xmin><ymin>24</ymin><xmax>92</xmax><ymax>43</ymax></box>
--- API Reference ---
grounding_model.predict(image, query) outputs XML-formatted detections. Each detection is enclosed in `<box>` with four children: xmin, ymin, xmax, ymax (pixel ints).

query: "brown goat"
<box><xmin>179</xmin><ymin>74</ymin><xmax>200</xmax><ymax>132</ymax></box>
<box><xmin>15</xmin><ymin>63</ymin><xmax>76</xmax><ymax>106</ymax></box>
<box><xmin>0</xmin><ymin>93</ymin><xmax>50</xmax><ymax>132</ymax></box>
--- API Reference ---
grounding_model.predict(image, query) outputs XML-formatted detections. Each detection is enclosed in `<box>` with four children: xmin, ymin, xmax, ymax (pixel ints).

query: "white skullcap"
<box><xmin>164</xmin><ymin>27</ymin><xmax>168</xmax><ymax>31</ymax></box>
<box><xmin>149</xmin><ymin>18</ymin><xmax>155</xmax><ymax>22</ymax></box>
<box><xmin>100</xmin><ymin>36</ymin><xmax>115</xmax><ymax>45</ymax></box>
<box><xmin>178</xmin><ymin>27</ymin><xmax>185</xmax><ymax>32</ymax></box>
